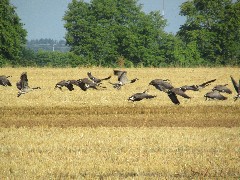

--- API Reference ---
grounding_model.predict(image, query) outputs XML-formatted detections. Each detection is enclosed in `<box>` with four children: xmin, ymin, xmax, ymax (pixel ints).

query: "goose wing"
<box><xmin>171</xmin><ymin>88</ymin><xmax>191</xmax><ymax>99</ymax></box>
<box><xmin>87</xmin><ymin>72</ymin><xmax>95</xmax><ymax>80</ymax></box>
<box><xmin>113</xmin><ymin>70</ymin><xmax>125</xmax><ymax>77</ymax></box>
<box><xmin>118</xmin><ymin>71</ymin><xmax>128</xmax><ymax>83</ymax></box>
<box><xmin>19</xmin><ymin>72</ymin><xmax>29</xmax><ymax>89</ymax></box>
<box><xmin>230</xmin><ymin>76</ymin><xmax>239</xmax><ymax>93</ymax></box>
<box><xmin>199</xmin><ymin>79</ymin><xmax>216</xmax><ymax>88</ymax></box>
<box><xmin>100</xmin><ymin>75</ymin><xmax>111</xmax><ymax>81</ymax></box>
<box><xmin>167</xmin><ymin>91</ymin><xmax>180</xmax><ymax>105</ymax></box>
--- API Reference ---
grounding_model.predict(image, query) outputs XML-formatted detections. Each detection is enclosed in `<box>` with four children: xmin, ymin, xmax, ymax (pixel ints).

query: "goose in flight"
<box><xmin>109</xmin><ymin>70</ymin><xmax>138</xmax><ymax>89</ymax></box>
<box><xmin>180</xmin><ymin>79</ymin><xmax>216</xmax><ymax>91</ymax></box>
<box><xmin>212</xmin><ymin>84</ymin><xmax>232</xmax><ymax>94</ymax></box>
<box><xmin>128</xmin><ymin>90</ymin><xmax>156</xmax><ymax>102</ymax></box>
<box><xmin>230</xmin><ymin>75</ymin><xmax>240</xmax><ymax>101</ymax></box>
<box><xmin>77</xmin><ymin>78</ymin><xmax>99</xmax><ymax>91</ymax></box>
<box><xmin>149</xmin><ymin>79</ymin><xmax>173</xmax><ymax>92</ymax></box>
<box><xmin>54</xmin><ymin>80</ymin><xmax>75</xmax><ymax>91</ymax></box>
<box><xmin>204</xmin><ymin>90</ymin><xmax>227</xmax><ymax>100</ymax></box>
<box><xmin>87</xmin><ymin>72</ymin><xmax>111</xmax><ymax>84</ymax></box>
<box><xmin>0</xmin><ymin>75</ymin><xmax>12</xmax><ymax>86</ymax></box>
<box><xmin>16</xmin><ymin>72</ymin><xmax>41</xmax><ymax>97</ymax></box>
<box><xmin>149</xmin><ymin>79</ymin><xmax>190</xmax><ymax>104</ymax></box>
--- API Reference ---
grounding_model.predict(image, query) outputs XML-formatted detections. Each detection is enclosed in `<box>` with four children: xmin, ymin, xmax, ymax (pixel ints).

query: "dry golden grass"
<box><xmin>0</xmin><ymin>67</ymin><xmax>239</xmax><ymax>178</ymax></box>
<box><xmin>0</xmin><ymin>127</ymin><xmax>239</xmax><ymax>179</ymax></box>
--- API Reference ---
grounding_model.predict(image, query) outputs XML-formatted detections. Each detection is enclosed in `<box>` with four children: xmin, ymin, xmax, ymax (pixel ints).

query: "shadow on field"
<box><xmin>1</xmin><ymin>105</ymin><xmax>239</xmax><ymax>128</ymax></box>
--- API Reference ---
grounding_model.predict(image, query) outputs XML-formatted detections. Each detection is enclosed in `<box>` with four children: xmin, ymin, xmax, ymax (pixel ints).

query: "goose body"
<box><xmin>212</xmin><ymin>84</ymin><xmax>232</xmax><ymax>94</ymax></box>
<box><xmin>180</xmin><ymin>85</ymin><xmax>198</xmax><ymax>92</ymax></box>
<box><xmin>77</xmin><ymin>78</ymin><xmax>98</xmax><ymax>91</ymax></box>
<box><xmin>55</xmin><ymin>80</ymin><xmax>75</xmax><ymax>91</ymax></box>
<box><xmin>17</xmin><ymin>72</ymin><xmax>41</xmax><ymax>97</ymax></box>
<box><xmin>204</xmin><ymin>90</ymin><xmax>227</xmax><ymax>100</ymax></box>
<box><xmin>110</xmin><ymin>70</ymin><xmax>138</xmax><ymax>89</ymax></box>
<box><xmin>149</xmin><ymin>79</ymin><xmax>174</xmax><ymax>92</ymax></box>
<box><xmin>128</xmin><ymin>90</ymin><xmax>156</xmax><ymax>102</ymax></box>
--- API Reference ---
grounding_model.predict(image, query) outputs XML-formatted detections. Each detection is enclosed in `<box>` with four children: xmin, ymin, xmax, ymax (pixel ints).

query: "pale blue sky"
<box><xmin>10</xmin><ymin>0</ymin><xmax>186</xmax><ymax>40</ymax></box>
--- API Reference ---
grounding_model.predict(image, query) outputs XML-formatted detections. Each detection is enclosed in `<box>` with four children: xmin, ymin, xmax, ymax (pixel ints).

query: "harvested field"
<box><xmin>0</xmin><ymin>67</ymin><xmax>239</xmax><ymax>178</ymax></box>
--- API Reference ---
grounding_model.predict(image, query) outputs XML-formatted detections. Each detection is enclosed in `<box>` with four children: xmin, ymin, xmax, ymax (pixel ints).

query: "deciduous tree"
<box><xmin>0</xmin><ymin>0</ymin><xmax>27</xmax><ymax>65</ymax></box>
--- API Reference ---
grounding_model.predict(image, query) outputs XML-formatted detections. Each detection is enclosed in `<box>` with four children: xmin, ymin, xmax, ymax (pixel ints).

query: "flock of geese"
<box><xmin>0</xmin><ymin>70</ymin><xmax>239</xmax><ymax>105</ymax></box>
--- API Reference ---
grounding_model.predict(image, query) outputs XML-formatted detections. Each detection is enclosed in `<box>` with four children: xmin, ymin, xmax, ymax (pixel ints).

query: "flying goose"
<box><xmin>180</xmin><ymin>79</ymin><xmax>216</xmax><ymax>91</ymax></box>
<box><xmin>87</xmin><ymin>72</ymin><xmax>111</xmax><ymax>84</ymax></box>
<box><xmin>0</xmin><ymin>75</ymin><xmax>12</xmax><ymax>86</ymax></box>
<box><xmin>17</xmin><ymin>72</ymin><xmax>41</xmax><ymax>97</ymax></box>
<box><xmin>109</xmin><ymin>70</ymin><xmax>138</xmax><ymax>89</ymax></box>
<box><xmin>77</xmin><ymin>78</ymin><xmax>98</xmax><ymax>91</ymax></box>
<box><xmin>204</xmin><ymin>90</ymin><xmax>227</xmax><ymax>100</ymax></box>
<box><xmin>149</xmin><ymin>79</ymin><xmax>174</xmax><ymax>92</ymax></box>
<box><xmin>55</xmin><ymin>80</ymin><xmax>75</xmax><ymax>91</ymax></box>
<box><xmin>128</xmin><ymin>90</ymin><xmax>156</xmax><ymax>102</ymax></box>
<box><xmin>230</xmin><ymin>75</ymin><xmax>240</xmax><ymax>101</ymax></box>
<box><xmin>212</xmin><ymin>84</ymin><xmax>232</xmax><ymax>94</ymax></box>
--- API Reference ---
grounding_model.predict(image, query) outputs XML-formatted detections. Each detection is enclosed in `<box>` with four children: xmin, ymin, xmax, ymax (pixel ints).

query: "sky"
<box><xmin>10</xmin><ymin>0</ymin><xmax>186</xmax><ymax>40</ymax></box>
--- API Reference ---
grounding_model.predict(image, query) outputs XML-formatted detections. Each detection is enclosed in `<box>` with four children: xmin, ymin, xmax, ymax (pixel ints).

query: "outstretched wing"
<box><xmin>118</xmin><ymin>71</ymin><xmax>128</xmax><ymax>83</ymax></box>
<box><xmin>113</xmin><ymin>70</ymin><xmax>125</xmax><ymax>77</ymax></box>
<box><xmin>172</xmin><ymin>88</ymin><xmax>191</xmax><ymax>99</ymax></box>
<box><xmin>239</xmin><ymin>80</ymin><xmax>240</xmax><ymax>95</ymax></box>
<box><xmin>101</xmin><ymin>75</ymin><xmax>111</xmax><ymax>81</ymax></box>
<box><xmin>230</xmin><ymin>76</ymin><xmax>239</xmax><ymax>93</ymax></box>
<box><xmin>167</xmin><ymin>91</ymin><xmax>180</xmax><ymax>105</ymax></box>
<box><xmin>199</xmin><ymin>79</ymin><xmax>216</xmax><ymax>87</ymax></box>
<box><xmin>19</xmin><ymin>72</ymin><xmax>28</xmax><ymax>89</ymax></box>
<box><xmin>87</xmin><ymin>72</ymin><xmax>96</xmax><ymax>81</ymax></box>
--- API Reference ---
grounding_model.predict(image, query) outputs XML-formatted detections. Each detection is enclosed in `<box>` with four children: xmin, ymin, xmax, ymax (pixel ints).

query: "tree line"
<box><xmin>0</xmin><ymin>0</ymin><xmax>239</xmax><ymax>67</ymax></box>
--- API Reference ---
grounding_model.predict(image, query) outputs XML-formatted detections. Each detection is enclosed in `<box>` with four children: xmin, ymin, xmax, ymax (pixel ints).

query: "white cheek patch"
<box><xmin>129</xmin><ymin>96</ymin><xmax>135</xmax><ymax>100</ymax></box>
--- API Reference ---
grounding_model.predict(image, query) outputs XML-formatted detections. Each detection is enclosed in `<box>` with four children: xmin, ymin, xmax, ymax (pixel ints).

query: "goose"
<box><xmin>109</xmin><ymin>70</ymin><xmax>138</xmax><ymax>89</ymax></box>
<box><xmin>149</xmin><ymin>79</ymin><xmax>174</xmax><ymax>92</ymax></box>
<box><xmin>87</xmin><ymin>72</ymin><xmax>111</xmax><ymax>84</ymax></box>
<box><xmin>128</xmin><ymin>90</ymin><xmax>156</xmax><ymax>102</ymax></box>
<box><xmin>77</xmin><ymin>78</ymin><xmax>98</xmax><ymax>91</ymax></box>
<box><xmin>204</xmin><ymin>90</ymin><xmax>227</xmax><ymax>100</ymax></box>
<box><xmin>55</xmin><ymin>80</ymin><xmax>74</xmax><ymax>91</ymax></box>
<box><xmin>230</xmin><ymin>76</ymin><xmax>240</xmax><ymax>101</ymax></box>
<box><xmin>17</xmin><ymin>72</ymin><xmax>41</xmax><ymax>97</ymax></box>
<box><xmin>180</xmin><ymin>79</ymin><xmax>216</xmax><ymax>91</ymax></box>
<box><xmin>0</xmin><ymin>75</ymin><xmax>12</xmax><ymax>86</ymax></box>
<box><xmin>212</xmin><ymin>84</ymin><xmax>232</xmax><ymax>94</ymax></box>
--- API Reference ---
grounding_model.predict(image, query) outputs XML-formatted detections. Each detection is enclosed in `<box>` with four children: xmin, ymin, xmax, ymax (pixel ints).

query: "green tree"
<box><xmin>0</xmin><ymin>0</ymin><xmax>27</xmax><ymax>65</ymax></box>
<box><xmin>63</xmin><ymin>0</ymin><xmax>170</xmax><ymax>67</ymax></box>
<box><xmin>177</xmin><ymin>0</ymin><xmax>240</xmax><ymax>65</ymax></box>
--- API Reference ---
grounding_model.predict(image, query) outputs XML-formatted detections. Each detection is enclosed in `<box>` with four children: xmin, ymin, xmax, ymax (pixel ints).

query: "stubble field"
<box><xmin>0</xmin><ymin>67</ymin><xmax>240</xmax><ymax>178</ymax></box>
